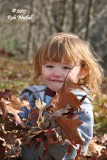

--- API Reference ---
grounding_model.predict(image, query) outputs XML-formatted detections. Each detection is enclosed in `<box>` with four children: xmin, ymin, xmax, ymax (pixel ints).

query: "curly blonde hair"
<box><xmin>34</xmin><ymin>32</ymin><xmax>104</xmax><ymax>96</ymax></box>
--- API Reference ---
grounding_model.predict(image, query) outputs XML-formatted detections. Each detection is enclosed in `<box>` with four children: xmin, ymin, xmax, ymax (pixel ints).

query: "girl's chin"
<box><xmin>48</xmin><ymin>85</ymin><xmax>63</xmax><ymax>92</ymax></box>
<box><xmin>46</xmin><ymin>81</ymin><xmax>64</xmax><ymax>92</ymax></box>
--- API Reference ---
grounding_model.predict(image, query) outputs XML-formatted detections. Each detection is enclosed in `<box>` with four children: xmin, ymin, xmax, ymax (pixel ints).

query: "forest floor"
<box><xmin>0</xmin><ymin>56</ymin><xmax>107</xmax><ymax>159</ymax></box>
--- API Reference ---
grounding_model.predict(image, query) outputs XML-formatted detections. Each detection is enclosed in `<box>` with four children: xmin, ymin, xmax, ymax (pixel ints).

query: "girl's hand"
<box><xmin>67</xmin><ymin>65</ymin><xmax>81</xmax><ymax>83</ymax></box>
<box><xmin>67</xmin><ymin>65</ymin><xmax>88</xmax><ymax>83</ymax></box>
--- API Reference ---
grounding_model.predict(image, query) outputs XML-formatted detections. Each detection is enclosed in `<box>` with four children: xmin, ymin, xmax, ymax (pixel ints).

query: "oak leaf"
<box><xmin>0</xmin><ymin>95</ymin><xmax>30</xmax><ymax>127</ymax></box>
<box><xmin>56</xmin><ymin>115</ymin><xmax>84</xmax><ymax>147</ymax></box>
<box><xmin>36</xmin><ymin>99</ymin><xmax>46</xmax><ymax>129</ymax></box>
<box><xmin>28</xmin><ymin>107</ymin><xmax>39</xmax><ymax>126</ymax></box>
<box><xmin>86</xmin><ymin>139</ymin><xmax>106</xmax><ymax>157</ymax></box>
<box><xmin>51</xmin><ymin>79</ymin><xmax>85</xmax><ymax>113</ymax></box>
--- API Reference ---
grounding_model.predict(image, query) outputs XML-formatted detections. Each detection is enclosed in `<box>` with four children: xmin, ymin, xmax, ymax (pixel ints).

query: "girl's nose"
<box><xmin>52</xmin><ymin>69</ymin><xmax>62</xmax><ymax>77</ymax></box>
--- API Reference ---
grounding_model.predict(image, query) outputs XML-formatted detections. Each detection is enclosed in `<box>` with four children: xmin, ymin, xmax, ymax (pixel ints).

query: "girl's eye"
<box><xmin>63</xmin><ymin>66</ymin><xmax>71</xmax><ymax>70</ymax></box>
<box><xmin>46</xmin><ymin>65</ymin><xmax>53</xmax><ymax>68</ymax></box>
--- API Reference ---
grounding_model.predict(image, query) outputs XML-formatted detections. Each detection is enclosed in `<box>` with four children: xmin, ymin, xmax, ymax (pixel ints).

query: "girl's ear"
<box><xmin>80</xmin><ymin>68</ymin><xmax>88</xmax><ymax>79</ymax></box>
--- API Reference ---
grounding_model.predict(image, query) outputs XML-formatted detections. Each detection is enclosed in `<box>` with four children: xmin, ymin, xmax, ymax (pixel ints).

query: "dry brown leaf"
<box><xmin>65</xmin><ymin>79</ymin><xmax>83</xmax><ymax>91</ymax></box>
<box><xmin>35</xmin><ymin>98</ymin><xmax>46</xmax><ymax>129</ymax></box>
<box><xmin>56</xmin><ymin>115</ymin><xmax>84</xmax><ymax>147</ymax></box>
<box><xmin>51</xmin><ymin>80</ymin><xmax>84</xmax><ymax>114</ymax></box>
<box><xmin>86</xmin><ymin>139</ymin><xmax>106</xmax><ymax>157</ymax></box>
<box><xmin>0</xmin><ymin>95</ymin><xmax>30</xmax><ymax>127</ymax></box>
<box><xmin>51</xmin><ymin>87</ymin><xmax>81</xmax><ymax>112</ymax></box>
<box><xmin>1</xmin><ymin>95</ymin><xmax>30</xmax><ymax>110</ymax></box>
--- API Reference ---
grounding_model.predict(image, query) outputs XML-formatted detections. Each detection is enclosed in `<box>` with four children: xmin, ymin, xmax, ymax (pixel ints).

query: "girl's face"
<box><xmin>41</xmin><ymin>58</ymin><xmax>85</xmax><ymax>92</ymax></box>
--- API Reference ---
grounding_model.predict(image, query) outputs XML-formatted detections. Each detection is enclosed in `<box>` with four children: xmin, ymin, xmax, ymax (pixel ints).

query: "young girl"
<box><xmin>19</xmin><ymin>32</ymin><xmax>103</xmax><ymax>160</ymax></box>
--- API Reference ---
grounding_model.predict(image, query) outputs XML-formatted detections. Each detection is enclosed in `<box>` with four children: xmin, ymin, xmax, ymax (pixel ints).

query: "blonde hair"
<box><xmin>34</xmin><ymin>32</ymin><xmax>104</xmax><ymax>96</ymax></box>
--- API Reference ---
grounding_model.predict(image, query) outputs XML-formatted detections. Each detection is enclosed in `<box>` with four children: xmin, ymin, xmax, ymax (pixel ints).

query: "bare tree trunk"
<box><xmin>71</xmin><ymin>0</ymin><xmax>77</xmax><ymax>32</ymax></box>
<box><xmin>59</xmin><ymin>0</ymin><xmax>66</xmax><ymax>30</ymax></box>
<box><xmin>26</xmin><ymin>0</ymin><xmax>34</xmax><ymax>60</ymax></box>
<box><xmin>40</xmin><ymin>0</ymin><xmax>56</xmax><ymax>33</ymax></box>
<box><xmin>85</xmin><ymin>0</ymin><xmax>95</xmax><ymax>40</ymax></box>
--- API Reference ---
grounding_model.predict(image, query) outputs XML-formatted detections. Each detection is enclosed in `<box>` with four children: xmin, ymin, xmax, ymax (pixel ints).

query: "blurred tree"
<box><xmin>85</xmin><ymin>0</ymin><xmax>95</xmax><ymax>40</ymax></box>
<box><xmin>26</xmin><ymin>0</ymin><xmax>34</xmax><ymax>60</ymax></box>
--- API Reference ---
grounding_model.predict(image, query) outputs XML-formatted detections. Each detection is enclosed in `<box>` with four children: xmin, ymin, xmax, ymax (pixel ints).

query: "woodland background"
<box><xmin>0</xmin><ymin>0</ymin><xmax>107</xmax><ymax>64</ymax></box>
<box><xmin>0</xmin><ymin>0</ymin><xmax>107</xmax><ymax>159</ymax></box>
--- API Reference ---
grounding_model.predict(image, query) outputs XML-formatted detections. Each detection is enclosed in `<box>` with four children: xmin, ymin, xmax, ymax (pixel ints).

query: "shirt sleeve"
<box><xmin>76</xmin><ymin>96</ymin><xmax>94</xmax><ymax>154</ymax></box>
<box><xmin>62</xmin><ymin>95</ymin><xmax>94</xmax><ymax>160</ymax></box>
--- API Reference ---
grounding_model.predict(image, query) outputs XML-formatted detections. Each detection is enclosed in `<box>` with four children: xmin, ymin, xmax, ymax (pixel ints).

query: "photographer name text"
<box><xmin>7</xmin><ymin>15</ymin><xmax>33</xmax><ymax>21</ymax></box>
<box><xmin>7</xmin><ymin>9</ymin><xmax>33</xmax><ymax>21</ymax></box>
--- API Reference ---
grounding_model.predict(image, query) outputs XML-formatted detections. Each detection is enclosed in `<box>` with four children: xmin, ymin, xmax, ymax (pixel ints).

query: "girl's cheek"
<box><xmin>64</xmin><ymin>70</ymin><xmax>71</xmax><ymax>77</ymax></box>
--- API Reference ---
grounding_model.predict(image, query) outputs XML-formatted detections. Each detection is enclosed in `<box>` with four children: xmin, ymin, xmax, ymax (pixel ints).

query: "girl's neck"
<box><xmin>45</xmin><ymin>87</ymin><xmax>56</xmax><ymax>97</ymax></box>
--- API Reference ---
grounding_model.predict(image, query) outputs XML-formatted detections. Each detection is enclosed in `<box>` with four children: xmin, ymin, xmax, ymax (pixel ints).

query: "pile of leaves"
<box><xmin>86</xmin><ymin>134</ymin><xmax>107</xmax><ymax>160</ymax></box>
<box><xmin>0</xmin><ymin>80</ymin><xmax>107</xmax><ymax>160</ymax></box>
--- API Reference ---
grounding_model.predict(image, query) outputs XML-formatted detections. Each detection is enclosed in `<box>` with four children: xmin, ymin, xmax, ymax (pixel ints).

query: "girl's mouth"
<box><xmin>50</xmin><ymin>79</ymin><xmax>63</xmax><ymax>82</ymax></box>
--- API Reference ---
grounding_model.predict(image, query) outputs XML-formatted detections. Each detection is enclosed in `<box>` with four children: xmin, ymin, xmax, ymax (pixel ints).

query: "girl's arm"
<box><xmin>47</xmin><ymin>94</ymin><xmax>93</xmax><ymax>160</ymax></box>
<box><xmin>76</xmin><ymin>96</ymin><xmax>94</xmax><ymax>153</ymax></box>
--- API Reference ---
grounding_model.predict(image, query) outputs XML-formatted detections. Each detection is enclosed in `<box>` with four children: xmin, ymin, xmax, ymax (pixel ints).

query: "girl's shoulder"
<box><xmin>21</xmin><ymin>84</ymin><xmax>47</xmax><ymax>94</ymax></box>
<box><xmin>20</xmin><ymin>84</ymin><xmax>47</xmax><ymax>102</ymax></box>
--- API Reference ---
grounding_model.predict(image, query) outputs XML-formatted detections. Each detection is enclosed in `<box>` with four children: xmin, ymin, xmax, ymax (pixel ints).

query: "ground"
<box><xmin>0</xmin><ymin>56</ymin><xmax>107</xmax><ymax>159</ymax></box>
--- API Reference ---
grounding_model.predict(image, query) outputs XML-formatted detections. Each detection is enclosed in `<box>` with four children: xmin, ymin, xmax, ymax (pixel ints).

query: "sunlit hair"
<box><xmin>34</xmin><ymin>32</ymin><xmax>104</xmax><ymax>96</ymax></box>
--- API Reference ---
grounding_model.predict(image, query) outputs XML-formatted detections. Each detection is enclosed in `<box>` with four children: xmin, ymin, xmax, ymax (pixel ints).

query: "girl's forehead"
<box><xmin>42</xmin><ymin>49</ymin><xmax>80</xmax><ymax>65</ymax></box>
<box><xmin>44</xmin><ymin>59</ymin><xmax>76</xmax><ymax>65</ymax></box>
